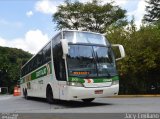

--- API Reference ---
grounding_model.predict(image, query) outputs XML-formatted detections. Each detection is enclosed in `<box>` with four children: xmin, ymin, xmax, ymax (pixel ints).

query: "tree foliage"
<box><xmin>107</xmin><ymin>20</ymin><xmax>160</xmax><ymax>94</ymax></box>
<box><xmin>0</xmin><ymin>46</ymin><xmax>32</xmax><ymax>93</ymax></box>
<box><xmin>53</xmin><ymin>0</ymin><xmax>127</xmax><ymax>33</ymax></box>
<box><xmin>143</xmin><ymin>0</ymin><xmax>160</xmax><ymax>23</ymax></box>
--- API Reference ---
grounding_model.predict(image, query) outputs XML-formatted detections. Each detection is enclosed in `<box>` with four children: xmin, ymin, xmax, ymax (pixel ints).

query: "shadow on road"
<box><xmin>26</xmin><ymin>97</ymin><xmax>112</xmax><ymax>108</ymax></box>
<box><xmin>54</xmin><ymin>100</ymin><xmax>111</xmax><ymax>108</ymax></box>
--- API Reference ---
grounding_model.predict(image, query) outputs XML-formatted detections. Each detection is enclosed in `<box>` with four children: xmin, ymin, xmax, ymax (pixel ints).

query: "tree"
<box><xmin>143</xmin><ymin>0</ymin><xmax>160</xmax><ymax>23</ymax></box>
<box><xmin>53</xmin><ymin>0</ymin><xmax>127</xmax><ymax>33</ymax></box>
<box><xmin>107</xmin><ymin>19</ymin><xmax>160</xmax><ymax>94</ymax></box>
<box><xmin>0</xmin><ymin>46</ymin><xmax>32</xmax><ymax>93</ymax></box>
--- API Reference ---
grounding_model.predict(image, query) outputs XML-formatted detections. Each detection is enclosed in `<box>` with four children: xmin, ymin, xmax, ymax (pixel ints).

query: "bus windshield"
<box><xmin>67</xmin><ymin>44</ymin><xmax>117</xmax><ymax>78</ymax></box>
<box><xmin>63</xmin><ymin>31</ymin><xmax>108</xmax><ymax>45</ymax></box>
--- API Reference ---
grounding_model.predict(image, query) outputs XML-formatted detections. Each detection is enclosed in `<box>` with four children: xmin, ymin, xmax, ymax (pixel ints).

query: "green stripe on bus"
<box><xmin>20</xmin><ymin>62</ymin><xmax>52</xmax><ymax>83</ymax></box>
<box><xmin>31</xmin><ymin>66</ymin><xmax>47</xmax><ymax>80</ymax></box>
<box><xmin>112</xmin><ymin>76</ymin><xmax>119</xmax><ymax>81</ymax></box>
<box><xmin>68</xmin><ymin>77</ymin><xmax>85</xmax><ymax>83</ymax></box>
<box><xmin>31</xmin><ymin>62</ymin><xmax>52</xmax><ymax>80</ymax></box>
<box><xmin>68</xmin><ymin>76</ymin><xmax>119</xmax><ymax>83</ymax></box>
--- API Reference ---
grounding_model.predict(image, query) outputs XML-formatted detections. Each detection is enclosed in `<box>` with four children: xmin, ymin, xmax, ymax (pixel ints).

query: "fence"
<box><xmin>0</xmin><ymin>87</ymin><xmax>8</xmax><ymax>94</ymax></box>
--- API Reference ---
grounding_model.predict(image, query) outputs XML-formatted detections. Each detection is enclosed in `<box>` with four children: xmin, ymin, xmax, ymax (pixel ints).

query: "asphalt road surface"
<box><xmin>0</xmin><ymin>95</ymin><xmax>160</xmax><ymax>113</ymax></box>
<box><xmin>0</xmin><ymin>95</ymin><xmax>160</xmax><ymax>119</ymax></box>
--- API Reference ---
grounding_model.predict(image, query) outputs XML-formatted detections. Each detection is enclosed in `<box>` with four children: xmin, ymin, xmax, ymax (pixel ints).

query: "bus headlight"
<box><xmin>67</xmin><ymin>82</ymin><xmax>84</xmax><ymax>87</ymax></box>
<box><xmin>112</xmin><ymin>80</ymin><xmax>119</xmax><ymax>85</ymax></box>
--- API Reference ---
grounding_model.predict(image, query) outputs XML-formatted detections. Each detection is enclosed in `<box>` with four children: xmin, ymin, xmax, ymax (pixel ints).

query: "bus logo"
<box><xmin>36</xmin><ymin>67</ymin><xmax>47</xmax><ymax>78</ymax></box>
<box><xmin>103</xmin><ymin>79</ymin><xmax>112</xmax><ymax>82</ymax></box>
<box><xmin>84</xmin><ymin>79</ymin><xmax>93</xmax><ymax>83</ymax></box>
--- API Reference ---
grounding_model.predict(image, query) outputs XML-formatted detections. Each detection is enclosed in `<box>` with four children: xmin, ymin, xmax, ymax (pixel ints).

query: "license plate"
<box><xmin>95</xmin><ymin>90</ymin><xmax>103</xmax><ymax>94</ymax></box>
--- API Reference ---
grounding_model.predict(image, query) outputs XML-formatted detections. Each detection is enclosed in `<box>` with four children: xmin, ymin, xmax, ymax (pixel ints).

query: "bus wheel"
<box><xmin>82</xmin><ymin>98</ymin><xmax>95</xmax><ymax>103</ymax></box>
<box><xmin>46</xmin><ymin>86</ymin><xmax>54</xmax><ymax>104</ymax></box>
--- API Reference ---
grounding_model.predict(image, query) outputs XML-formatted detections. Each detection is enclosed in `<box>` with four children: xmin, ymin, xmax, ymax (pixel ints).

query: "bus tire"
<box><xmin>82</xmin><ymin>98</ymin><xmax>95</xmax><ymax>103</ymax></box>
<box><xmin>46</xmin><ymin>86</ymin><xmax>54</xmax><ymax>104</ymax></box>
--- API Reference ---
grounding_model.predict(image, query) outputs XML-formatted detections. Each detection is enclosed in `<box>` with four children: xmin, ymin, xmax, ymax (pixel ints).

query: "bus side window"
<box><xmin>53</xmin><ymin>44</ymin><xmax>66</xmax><ymax>81</ymax></box>
<box><xmin>37</xmin><ymin>50</ymin><xmax>43</xmax><ymax>67</ymax></box>
<box><xmin>43</xmin><ymin>42</ymin><xmax>51</xmax><ymax>64</ymax></box>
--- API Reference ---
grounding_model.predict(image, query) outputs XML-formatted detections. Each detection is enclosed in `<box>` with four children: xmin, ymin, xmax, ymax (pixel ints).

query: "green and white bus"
<box><xmin>20</xmin><ymin>30</ymin><xmax>125</xmax><ymax>103</ymax></box>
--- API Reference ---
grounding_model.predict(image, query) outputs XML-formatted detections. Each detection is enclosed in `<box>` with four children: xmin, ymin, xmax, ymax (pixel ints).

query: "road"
<box><xmin>0</xmin><ymin>95</ymin><xmax>160</xmax><ymax>119</ymax></box>
<box><xmin>0</xmin><ymin>95</ymin><xmax>160</xmax><ymax>113</ymax></box>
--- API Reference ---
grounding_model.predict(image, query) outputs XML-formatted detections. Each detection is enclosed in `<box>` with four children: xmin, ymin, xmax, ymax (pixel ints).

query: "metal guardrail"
<box><xmin>0</xmin><ymin>87</ymin><xmax>8</xmax><ymax>94</ymax></box>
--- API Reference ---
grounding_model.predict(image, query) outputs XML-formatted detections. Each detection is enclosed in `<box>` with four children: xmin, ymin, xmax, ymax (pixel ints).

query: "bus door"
<box><xmin>58</xmin><ymin>59</ymin><xmax>67</xmax><ymax>100</ymax></box>
<box><xmin>53</xmin><ymin>43</ymin><xmax>67</xmax><ymax>100</ymax></box>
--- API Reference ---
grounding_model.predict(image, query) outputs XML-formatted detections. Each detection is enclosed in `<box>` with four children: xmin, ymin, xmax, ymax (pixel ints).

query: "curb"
<box><xmin>107</xmin><ymin>95</ymin><xmax>160</xmax><ymax>98</ymax></box>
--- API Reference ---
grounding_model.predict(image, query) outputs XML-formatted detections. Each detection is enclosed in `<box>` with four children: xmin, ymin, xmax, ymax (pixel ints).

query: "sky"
<box><xmin>0</xmin><ymin>0</ymin><xmax>147</xmax><ymax>54</ymax></box>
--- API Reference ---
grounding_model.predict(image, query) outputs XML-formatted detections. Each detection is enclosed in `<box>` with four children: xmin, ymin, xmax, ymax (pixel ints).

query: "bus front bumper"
<box><xmin>65</xmin><ymin>84</ymin><xmax>119</xmax><ymax>100</ymax></box>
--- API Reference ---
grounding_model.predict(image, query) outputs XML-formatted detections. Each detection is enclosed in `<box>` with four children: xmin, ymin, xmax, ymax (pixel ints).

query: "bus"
<box><xmin>20</xmin><ymin>30</ymin><xmax>125</xmax><ymax>103</ymax></box>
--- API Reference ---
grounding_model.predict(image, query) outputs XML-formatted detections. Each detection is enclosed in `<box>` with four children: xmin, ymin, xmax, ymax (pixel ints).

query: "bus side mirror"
<box><xmin>112</xmin><ymin>44</ymin><xmax>125</xmax><ymax>61</ymax></box>
<box><xmin>61</xmin><ymin>39</ymin><xmax>68</xmax><ymax>55</ymax></box>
